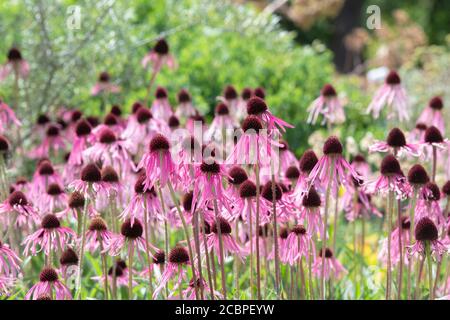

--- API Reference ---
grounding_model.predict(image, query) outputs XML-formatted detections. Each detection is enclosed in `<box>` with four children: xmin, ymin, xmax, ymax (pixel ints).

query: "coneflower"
<box><xmin>307</xmin><ymin>84</ymin><xmax>345</xmax><ymax>126</ymax></box>
<box><xmin>26</xmin><ymin>267</ymin><xmax>71</xmax><ymax>300</ymax></box>
<box><xmin>370</xmin><ymin>127</ymin><xmax>420</xmax><ymax>157</ymax></box>
<box><xmin>417</xmin><ymin>96</ymin><xmax>445</xmax><ymax>134</ymax></box>
<box><xmin>0</xmin><ymin>47</ymin><xmax>29</xmax><ymax>83</ymax></box>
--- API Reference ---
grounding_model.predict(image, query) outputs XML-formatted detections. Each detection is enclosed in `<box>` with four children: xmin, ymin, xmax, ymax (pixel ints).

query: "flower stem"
<box><xmin>431</xmin><ymin>146</ymin><xmax>437</xmax><ymax>182</ymax></box>
<box><xmin>320</xmin><ymin>158</ymin><xmax>335</xmax><ymax>300</ymax></box>
<box><xmin>254</xmin><ymin>164</ymin><xmax>262</xmax><ymax>300</ymax></box>
<box><xmin>212</xmin><ymin>194</ymin><xmax>227</xmax><ymax>299</ymax></box>
<box><xmin>270</xmin><ymin>172</ymin><xmax>281</xmax><ymax>299</ymax></box>
<box><xmin>192</xmin><ymin>209</ymin><xmax>205</xmax><ymax>300</ymax></box>
<box><xmin>385</xmin><ymin>188</ymin><xmax>394</xmax><ymax>300</ymax></box>
<box><xmin>248</xmin><ymin>203</ymin><xmax>254</xmax><ymax>299</ymax></box>
<box><xmin>396</xmin><ymin>199</ymin><xmax>403</xmax><ymax>299</ymax></box>
<box><xmin>200</xmin><ymin>211</ymin><xmax>215</xmax><ymax>299</ymax></box>
<box><xmin>167</xmin><ymin>180</ymin><xmax>199</xmax><ymax>300</ymax></box>
<box><xmin>407</xmin><ymin>188</ymin><xmax>418</xmax><ymax>298</ymax></box>
<box><xmin>143</xmin><ymin>68</ymin><xmax>159</xmax><ymax>107</ymax></box>
<box><xmin>128</xmin><ymin>241</ymin><xmax>134</xmax><ymax>299</ymax></box>
<box><xmin>142</xmin><ymin>197</ymin><xmax>154</xmax><ymax>299</ymax></box>
<box><xmin>425</xmin><ymin>242</ymin><xmax>434</xmax><ymax>300</ymax></box>
<box><xmin>99</xmin><ymin>237</ymin><xmax>109</xmax><ymax>300</ymax></box>
<box><xmin>75</xmin><ymin>187</ymin><xmax>91</xmax><ymax>299</ymax></box>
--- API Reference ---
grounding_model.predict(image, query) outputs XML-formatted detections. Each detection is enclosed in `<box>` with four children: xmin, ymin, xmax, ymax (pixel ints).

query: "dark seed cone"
<box><xmin>60</xmin><ymin>248</ymin><xmax>79</xmax><ymax>266</ymax></box>
<box><xmin>424</xmin><ymin>182</ymin><xmax>441</xmax><ymax>201</ymax></box>
<box><xmin>399</xmin><ymin>216</ymin><xmax>410</xmax><ymax>230</ymax></box>
<box><xmin>253</xmin><ymin>87</ymin><xmax>266</xmax><ymax>99</ymax></box>
<box><xmin>224</xmin><ymin>85</ymin><xmax>238</xmax><ymax>100</ymax></box>
<box><xmin>323</xmin><ymin>136</ymin><xmax>343</xmax><ymax>155</ymax></box>
<box><xmin>211</xmin><ymin>217</ymin><xmax>232</xmax><ymax>234</ymax></box>
<box><xmin>99</xmin><ymin>127</ymin><xmax>117</xmax><ymax>144</ymax></box>
<box><xmin>239</xmin><ymin>180</ymin><xmax>257</xmax><ymax>198</ymax></box>
<box><xmin>99</xmin><ymin>71</ymin><xmax>110</xmax><ymax>82</ymax></box>
<box><xmin>380</xmin><ymin>154</ymin><xmax>402</xmax><ymax>176</ymax></box>
<box><xmin>75</xmin><ymin>119</ymin><xmax>92</xmax><ymax>137</ymax></box>
<box><xmin>215</xmin><ymin>102</ymin><xmax>229</xmax><ymax>115</ymax></box>
<box><xmin>318</xmin><ymin>247</ymin><xmax>333</xmax><ymax>258</ymax></box>
<box><xmin>261</xmin><ymin>181</ymin><xmax>282</xmax><ymax>201</ymax></box>
<box><xmin>386</xmin><ymin>70</ymin><xmax>401</xmax><ymax>85</ymax></box>
<box><xmin>69</xmin><ymin>191</ymin><xmax>85</xmax><ymax>209</ymax></box>
<box><xmin>291</xmin><ymin>225</ymin><xmax>307</xmax><ymax>235</ymax></box>
<box><xmin>415</xmin><ymin>217</ymin><xmax>438</xmax><ymax>241</ymax></box>
<box><xmin>279</xmin><ymin>226</ymin><xmax>289</xmax><ymax>239</ymax></box>
<box><xmin>415</xmin><ymin>122</ymin><xmax>427</xmax><ymax>131</ymax></box>
<box><xmin>386</xmin><ymin>128</ymin><xmax>406</xmax><ymax>147</ymax></box>
<box><xmin>299</xmin><ymin>149</ymin><xmax>318</xmax><ymax>173</ymax></box>
<box><xmin>182</xmin><ymin>191</ymin><xmax>193</xmax><ymax>212</ymax></box>
<box><xmin>104</xmin><ymin>113</ymin><xmax>118</xmax><ymax>126</ymax></box>
<box><xmin>242</xmin><ymin>115</ymin><xmax>263</xmax><ymax>132</ymax></box>
<box><xmin>302</xmin><ymin>187</ymin><xmax>321</xmax><ymax>207</ymax></box>
<box><xmin>38</xmin><ymin>160</ymin><xmax>54</xmax><ymax>175</ymax></box>
<box><xmin>7</xmin><ymin>47</ymin><xmax>22</xmax><ymax>61</ymax></box>
<box><xmin>108</xmin><ymin>265</ymin><xmax>124</xmax><ymax>277</ymax></box>
<box><xmin>169</xmin><ymin>246</ymin><xmax>190</xmax><ymax>264</ymax></box>
<box><xmin>0</xmin><ymin>135</ymin><xmax>10</xmax><ymax>152</ymax></box>
<box><xmin>47</xmin><ymin>183</ymin><xmax>63</xmax><ymax>196</ymax></box>
<box><xmin>285</xmin><ymin>166</ymin><xmax>300</xmax><ymax>180</ymax></box>
<box><xmin>168</xmin><ymin>115</ymin><xmax>180</xmax><ymax>128</ymax></box>
<box><xmin>429</xmin><ymin>96</ymin><xmax>443</xmax><ymax>110</ymax></box>
<box><xmin>37</xmin><ymin>114</ymin><xmax>50</xmax><ymax>125</ymax></box>
<box><xmin>8</xmin><ymin>190</ymin><xmax>28</xmax><ymax>206</ymax></box>
<box><xmin>46</xmin><ymin>125</ymin><xmax>60</xmax><ymax>137</ymax></box>
<box><xmin>86</xmin><ymin>116</ymin><xmax>99</xmax><ymax>128</ymax></box>
<box><xmin>41</xmin><ymin>214</ymin><xmax>61</xmax><ymax>229</ymax></box>
<box><xmin>150</xmin><ymin>134</ymin><xmax>170</xmax><ymax>152</ymax></box>
<box><xmin>101</xmin><ymin>165</ymin><xmax>119</xmax><ymax>183</ymax></box>
<box><xmin>132</xmin><ymin>102</ymin><xmax>143</xmax><ymax>114</ymax></box>
<box><xmin>247</xmin><ymin>97</ymin><xmax>267</xmax><ymax>115</ymax></box>
<box><xmin>228</xmin><ymin>166</ymin><xmax>248</xmax><ymax>185</ymax></box>
<box><xmin>443</xmin><ymin>181</ymin><xmax>450</xmax><ymax>196</ymax></box>
<box><xmin>321</xmin><ymin>84</ymin><xmax>337</xmax><ymax>97</ymax></box>
<box><xmin>155</xmin><ymin>87</ymin><xmax>168</xmax><ymax>99</ymax></box>
<box><xmin>424</xmin><ymin>126</ymin><xmax>444</xmax><ymax>144</ymax></box>
<box><xmin>153</xmin><ymin>39</ymin><xmax>169</xmax><ymax>55</ymax></box>
<box><xmin>136</xmin><ymin>108</ymin><xmax>152</xmax><ymax>124</ymax></box>
<box><xmin>39</xmin><ymin>267</ymin><xmax>58</xmax><ymax>282</ymax></box>
<box><xmin>177</xmin><ymin>89</ymin><xmax>191</xmax><ymax>103</ymax></box>
<box><xmin>121</xmin><ymin>218</ymin><xmax>143</xmax><ymax>239</ymax></box>
<box><xmin>153</xmin><ymin>250</ymin><xmax>165</xmax><ymax>264</ymax></box>
<box><xmin>89</xmin><ymin>216</ymin><xmax>108</xmax><ymax>231</ymax></box>
<box><xmin>407</xmin><ymin>164</ymin><xmax>429</xmax><ymax>186</ymax></box>
<box><xmin>111</xmin><ymin>105</ymin><xmax>122</xmax><ymax>116</ymax></box>
<box><xmin>70</xmin><ymin>110</ymin><xmax>83</xmax><ymax>123</ymax></box>
<box><xmin>81</xmin><ymin>163</ymin><xmax>101</xmax><ymax>182</ymax></box>
<box><xmin>241</xmin><ymin>87</ymin><xmax>253</xmax><ymax>100</ymax></box>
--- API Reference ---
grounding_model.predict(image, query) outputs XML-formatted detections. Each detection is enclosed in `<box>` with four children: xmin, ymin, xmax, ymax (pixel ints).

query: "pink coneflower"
<box><xmin>69</xmin><ymin>163</ymin><xmax>108</xmax><ymax>198</ymax></box>
<box><xmin>0</xmin><ymin>276</ymin><xmax>16</xmax><ymax>295</ymax></box>
<box><xmin>192</xmin><ymin>158</ymin><xmax>231</xmax><ymax>213</ymax></box>
<box><xmin>142</xmin><ymin>38</ymin><xmax>176</xmax><ymax>72</ymax></box>
<box><xmin>417</xmin><ymin>96</ymin><xmax>445</xmax><ymax>134</ymax></box>
<box><xmin>227</xmin><ymin>115</ymin><xmax>277</xmax><ymax>167</ymax></box>
<box><xmin>91</xmin><ymin>71</ymin><xmax>121</xmax><ymax>96</ymax></box>
<box><xmin>0</xmin><ymin>48</ymin><xmax>29</xmax><ymax>82</ymax></box>
<box><xmin>298</xmin><ymin>186</ymin><xmax>324</xmax><ymax>236</ymax></box>
<box><xmin>364</xmin><ymin>154</ymin><xmax>411</xmax><ymax>197</ymax></box>
<box><xmin>281</xmin><ymin>225</ymin><xmax>315</xmax><ymax>266</ymax></box>
<box><xmin>30</xmin><ymin>159</ymin><xmax>63</xmax><ymax>198</ymax></box>
<box><xmin>307</xmin><ymin>84</ymin><xmax>345</xmax><ymax>125</ymax></box>
<box><xmin>205</xmin><ymin>102</ymin><xmax>237</xmax><ymax>143</ymax></box>
<box><xmin>206</xmin><ymin>217</ymin><xmax>245</xmax><ymax>263</ymax></box>
<box><xmin>37</xmin><ymin>183</ymin><xmax>68</xmax><ymax>213</ymax></box>
<box><xmin>119</xmin><ymin>174</ymin><xmax>163</xmax><ymax>226</ymax></box>
<box><xmin>186</xmin><ymin>113</ymin><xmax>206</xmax><ymax>135</ymax></box>
<box><xmin>84</xmin><ymin>216</ymin><xmax>113</xmax><ymax>253</ymax></box>
<box><xmin>94</xmin><ymin>260</ymin><xmax>136</xmax><ymax>289</ymax></box>
<box><xmin>151</xmin><ymin>87</ymin><xmax>173</xmax><ymax>122</ymax></box>
<box><xmin>290</xmin><ymin>149</ymin><xmax>319</xmax><ymax>202</ymax></box>
<box><xmin>56</xmin><ymin>191</ymin><xmax>92</xmax><ymax>221</ymax></box>
<box><xmin>67</xmin><ymin>119</ymin><xmax>92</xmax><ymax>167</ymax></box>
<box><xmin>98</xmin><ymin>165</ymin><xmax>122</xmax><ymax>201</ymax></box>
<box><xmin>153</xmin><ymin>246</ymin><xmax>190</xmax><ymax>299</ymax></box>
<box><xmin>369</xmin><ymin>127</ymin><xmax>420</xmax><ymax>157</ymax></box>
<box><xmin>343</xmin><ymin>186</ymin><xmax>382</xmax><ymax>222</ymax></box>
<box><xmin>28</xmin><ymin>124</ymin><xmax>66</xmax><ymax>159</ymax></box>
<box><xmin>137</xmin><ymin>134</ymin><xmax>177</xmax><ymax>190</ymax></box>
<box><xmin>171</xmin><ymin>277</ymin><xmax>222</xmax><ymax>300</ymax></box>
<box><xmin>409</xmin><ymin>217</ymin><xmax>446</xmax><ymax>260</ymax></box>
<box><xmin>0</xmin><ymin>99</ymin><xmax>21</xmax><ymax>132</ymax></box>
<box><xmin>308</xmin><ymin>136</ymin><xmax>362</xmax><ymax>192</ymax></box>
<box><xmin>232</xmin><ymin>180</ymin><xmax>270</xmax><ymax>224</ymax></box>
<box><xmin>379</xmin><ymin>216</ymin><xmax>411</xmax><ymax>267</ymax></box>
<box><xmin>350</xmin><ymin>154</ymin><xmax>371</xmax><ymax>179</ymax></box>
<box><xmin>218</xmin><ymin>85</ymin><xmax>240</xmax><ymax>118</ymax></box>
<box><xmin>105</xmin><ymin>218</ymin><xmax>154</xmax><ymax>257</ymax></box>
<box><xmin>0</xmin><ymin>241</ymin><xmax>21</xmax><ymax>277</ymax></box>
<box><xmin>226</xmin><ymin>166</ymin><xmax>248</xmax><ymax>201</ymax></box>
<box><xmin>409</xmin><ymin>122</ymin><xmax>428</xmax><ymax>144</ymax></box>
<box><xmin>366</xmin><ymin>70</ymin><xmax>409</xmax><ymax>121</ymax></box>
<box><xmin>175</xmin><ymin>89</ymin><xmax>197</xmax><ymax>118</ymax></box>
<box><xmin>59</xmin><ymin>248</ymin><xmax>78</xmax><ymax>279</ymax></box>
<box><xmin>102</xmin><ymin>113</ymin><xmax>124</xmax><ymax>132</ymax></box>
<box><xmin>422</xmin><ymin>126</ymin><xmax>448</xmax><ymax>156</ymax></box>
<box><xmin>26</xmin><ymin>267</ymin><xmax>71</xmax><ymax>300</ymax></box>
<box><xmin>0</xmin><ymin>190</ymin><xmax>39</xmax><ymax>227</ymax></box>
<box><xmin>246</xmin><ymin>97</ymin><xmax>293</xmax><ymax>133</ymax></box>
<box><xmin>312</xmin><ymin>248</ymin><xmax>347</xmax><ymax>280</ymax></box>
<box><xmin>83</xmin><ymin>126</ymin><xmax>133</xmax><ymax>177</ymax></box>
<box><xmin>415</xmin><ymin>182</ymin><xmax>444</xmax><ymax>226</ymax></box>
<box><xmin>23</xmin><ymin>214</ymin><xmax>76</xmax><ymax>256</ymax></box>
<box><xmin>261</xmin><ymin>181</ymin><xmax>295</xmax><ymax>223</ymax></box>
<box><xmin>278</xmin><ymin>140</ymin><xmax>299</xmax><ymax>176</ymax></box>
<box><xmin>168</xmin><ymin>114</ymin><xmax>180</xmax><ymax>130</ymax></box>
<box><xmin>174</xmin><ymin>136</ymin><xmax>202</xmax><ymax>190</ymax></box>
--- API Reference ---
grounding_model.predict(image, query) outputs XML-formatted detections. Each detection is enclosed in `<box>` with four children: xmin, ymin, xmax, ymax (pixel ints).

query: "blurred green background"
<box><xmin>0</xmin><ymin>0</ymin><xmax>448</xmax><ymax>156</ymax></box>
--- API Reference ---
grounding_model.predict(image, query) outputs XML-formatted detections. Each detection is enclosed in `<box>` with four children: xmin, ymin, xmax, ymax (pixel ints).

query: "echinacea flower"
<box><xmin>175</xmin><ymin>89</ymin><xmax>197</xmax><ymax>119</ymax></box>
<box><xmin>0</xmin><ymin>99</ymin><xmax>21</xmax><ymax>133</ymax></box>
<box><xmin>23</xmin><ymin>214</ymin><xmax>76</xmax><ymax>256</ymax></box>
<box><xmin>0</xmin><ymin>190</ymin><xmax>39</xmax><ymax>228</ymax></box>
<box><xmin>350</xmin><ymin>154</ymin><xmax>371</xmax><ymax>180</ymax></box>
<box><xmin>422</xmin><ymin>126</ymin><xmax>448</xmax><ymax>160</ymax></box>
<box><xmin>369</xmin><ymin>127</ymin><xmax>420</xmax><ymax>157</ymax></box>
<box><xmin>409</xmin><ymin>122</ymin><xmax>428</xmax><ymax>144</ymax></box>
<box><xmin>206</xmin><ymin>216</ymin><xmax>245</xmax><ymax>263</ymax></box>
<box><xmin>417</xmin><ymin>96</ymin><xmax>445</xmax><ymax>134</ymax></box>
<box><xmin>0</xmin><ymin>47</ymin><xmax>29</xmax><ymax>82</ymax></box>
<box><xmin>137</xmin><ymin>134</ymin><xmax>178</xmax><ymax>190</ymax></box>
<box><xmin>69</xmin><ymin>163</ymin><xmax>111</xmax><ymax>200</ymax></box>
<box><xmin>26</xmin><ymin>267</ymin><xmax>72</xmax><ymax>300</ymax></box>
<box><xmin>290</xmin><ymin>149</ymin><xmax>319</xmax><ymax>201</ymax></box>
<box><xmin>37</xmin><ymin>183</ymin><xmax>68</xmax><ymax>213</ymax></box>
<box><xmin>379</xmin><ymin>216</ymin><xmax>411</xmax><ymax>268</ymax></box>
<box><xmin>153</xmin><ymin>246</ymin><xmax>190</xmax><ymax>299</ymax></box>
<box><xmin>246</xmin><ymin>97</ymin><xmax>293</xmax><ymax>133</ymax></box>
<box><xmin>308</xmin><ymin>136</ymin><xmax>362</xmax><ymax>193</ymax></box>
<box><xmin>67</xmin><ymin>119</ymin><xmax>92</xmax><ymax>167</ymax></box>
<box><xmin>84</xmin><ymin>216</ymin><xmax>113</xmax><ymax>253</ymax></box>
<box><xmin>151</xmin><ymin>87</ymin><xmax>173</xmax><ymax>122</ymax></box>
<box><xmin>307</xmin><ymin>84</ymin><xmax>345</xmax><ymax>125</ymax></box>
<box><xmin>364</xmin><ymin>154</ymin><xmax>411</xmax><ymax>198</ymax></box>
<box><xmin>414</xmin><ymin>182</ymin><xmax>445</xmax><ymax>226</ymax></box>
<box><xmin>170</xmin><ymin>277</ymin><xmax>222</xmax><ymax>300</ymax></box>
<box><xmin>281</xmin><ymin>225</ymin><xmax>315</xmax><ymax>266</ymax></box>
<box><xmin>28</xmin><ymin>124</ymin><xmax>66</xmax><ymax>159</ymax></box>
<box><xmin>366</xmin><ymin>70</ymin><xmax>409</xmax><ymax>122</ymax></box>
<box><xmin>298</xmin><ymin>186</ymin><xmax>324</xmax><ymax>236</ymax></box>
<box><xmin>226</xmin><ymin>166</ymin><xmax>248</xmax><ymax>200</ymax></box>
<box><xmin>312</xmin><ymin>248</ymin><xmax>347</xmax><ymax>280</ymax></box>
<box><xmin>231</xmin><ymin>180</ymin><xmax>270</xmax><ymax>225</ymax></box>
<box><xmin>142</xmin><ymin>38</ymin><xmax>176</xmax><ymax>72</ymax></box>
<box><xmin>91</xmin><ymin>71</ymin><xmax>121</xmax><ymax>96</ymax></box>
<box><xmin>205</xmin><ymin>102</ymin><xmax>237</xmax><ymax>143</ymax></box>
<box><xmin>30</xmin><ymin>159</ymin><xmax>63</xmax><ymax>198</ymax></box>
<box><xmin>59</xmin><ymin>248</ymin><xmax>79</xmax><ymax>280</ymax></box>
<box><xmin>105</xmin><ymin>218</ymin><xmax>154</xmax><ymax>257</ymax></box>
<box><xmin>409</xmin><ymin>217</ymin><xmax>447</xmax><ymax>261</ymax></box>
<box><xmin>0</xmin><ymin>241</ymin><xmax>21</xmax><ymax>277</ymax></box>
<box><xmin>278</xmin><ymin>140</ymin><xmax>299</xmax><ymax>177</ymax></box>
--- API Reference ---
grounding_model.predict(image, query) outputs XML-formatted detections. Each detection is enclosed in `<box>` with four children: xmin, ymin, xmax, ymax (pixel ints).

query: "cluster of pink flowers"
<box><xmin>0</xmin><ymin>41</ymin><xmax>449</xmax><ymax>302</ymax></box>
